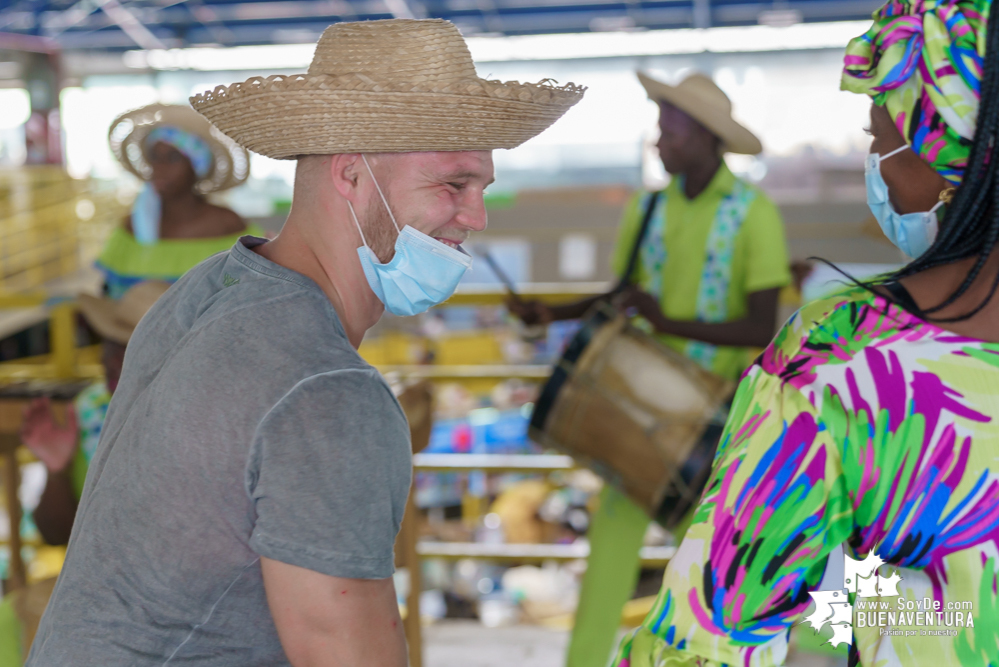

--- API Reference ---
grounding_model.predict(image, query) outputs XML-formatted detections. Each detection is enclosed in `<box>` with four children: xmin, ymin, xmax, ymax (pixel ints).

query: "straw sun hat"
<box><xmin>190</xmin><ymin>19</ymin><xmax>585</xmax><ymax>159</ymax></box>
<box><xmin>77</xmin><ymin>281</ymin><xmax>171</xmax><ymax>346</ymax></box>
<box><xmin>108</xmin><ymin>103</ymin><xmax>250</xmax><ymax>193</ymax></box>
<box><xmin>638</xmin><ymin>71</ymin><xmax>762</xmax><ymax>155</ymax></box>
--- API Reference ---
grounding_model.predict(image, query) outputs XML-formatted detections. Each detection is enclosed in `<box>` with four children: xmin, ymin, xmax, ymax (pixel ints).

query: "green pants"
<box><xmin>0</xmin><ymin>593</ymin><xmax>22</xmax><ymax>666</ymax></box>
<box><xmin>566</xmin><ymin>486</ymin><xmax>650</xmax><ymax>667</ymax></box>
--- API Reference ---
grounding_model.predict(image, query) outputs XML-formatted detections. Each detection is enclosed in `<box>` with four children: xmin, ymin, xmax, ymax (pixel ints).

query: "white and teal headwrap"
<box><xmin>144</xmin><ymin>125</ymin><xmax>215</xmax><ymax>179</ymax></box>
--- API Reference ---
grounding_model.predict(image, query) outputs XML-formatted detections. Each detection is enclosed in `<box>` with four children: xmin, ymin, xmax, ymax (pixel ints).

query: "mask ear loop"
<box><xmin>346</xmin><ymin>200</ymin><xmax>370</xmax><ymax>248</ymax></box>
<box><xmin>361</xmin><ymin>154</ymin><xmax>402</xmax><ymax>234</ymax></box>
<box><xmin>879</xmin><ymin>144</ymin><xmax>910</xmax><ymax>161</ymax></box>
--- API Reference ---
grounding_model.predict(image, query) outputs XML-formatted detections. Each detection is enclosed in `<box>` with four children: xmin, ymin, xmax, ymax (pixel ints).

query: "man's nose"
<box><xmin>457</xmin><ymin>193</ymin><xmax>488</xmax><ymax>232</ymax></box>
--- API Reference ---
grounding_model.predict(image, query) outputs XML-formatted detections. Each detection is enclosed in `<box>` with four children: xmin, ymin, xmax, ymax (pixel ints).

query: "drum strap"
<box><xmin>613</xmin><ymin>190</ymin><xmax>662</xmax><ymax>293</ymax></box>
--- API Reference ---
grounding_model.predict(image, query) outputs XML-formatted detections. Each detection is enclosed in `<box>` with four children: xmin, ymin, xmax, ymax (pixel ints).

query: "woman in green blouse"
<box><xmin>99</xmin><ymin>103</ymin><xmax>263</xmax><ymax>298</ymax></box>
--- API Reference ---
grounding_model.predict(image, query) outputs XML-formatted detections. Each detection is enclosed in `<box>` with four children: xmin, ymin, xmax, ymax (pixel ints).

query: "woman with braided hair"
<box><xmin>614</xmin><ymin>1</ymin><xmax>999</xmax><ymax>665</ymax></box>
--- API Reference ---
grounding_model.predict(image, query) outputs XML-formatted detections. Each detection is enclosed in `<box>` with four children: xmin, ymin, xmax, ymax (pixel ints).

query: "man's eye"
<box><xmin>447</xmin><ymin>182</ymin><xmax>463</xmax><ymax>191</ymax></box>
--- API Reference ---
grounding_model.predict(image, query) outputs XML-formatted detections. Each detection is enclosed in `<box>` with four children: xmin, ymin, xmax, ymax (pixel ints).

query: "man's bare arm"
<box><xmin>261</xmin><ymin>557</ymin><xmax>407</xmax><ymax>667</ymax></box>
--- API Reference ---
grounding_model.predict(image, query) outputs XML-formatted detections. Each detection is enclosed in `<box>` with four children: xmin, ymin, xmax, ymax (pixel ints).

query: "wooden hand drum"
<box><xmin>529</xmin><ymin>306</ymin><xmax>733</xmax><ymax>528</ymax></box>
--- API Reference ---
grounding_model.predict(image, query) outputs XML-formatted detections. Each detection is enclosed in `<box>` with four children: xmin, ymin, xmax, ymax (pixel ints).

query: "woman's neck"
<box><xmin>899</xmin><ymin>246</ymin><xmax>999</xmax><ymax>342</ymax></box>
<box><xmin>159</xmin><ymin>190</ymin><xmax>203</xmax><ymax>227</ymax></box>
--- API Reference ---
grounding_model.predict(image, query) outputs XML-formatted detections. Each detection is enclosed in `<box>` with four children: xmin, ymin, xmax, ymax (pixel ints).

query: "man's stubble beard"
<box><xmin>362</xmin><ymin>194</ymin><xmax>400</xmax><ymax>264</ymax></box>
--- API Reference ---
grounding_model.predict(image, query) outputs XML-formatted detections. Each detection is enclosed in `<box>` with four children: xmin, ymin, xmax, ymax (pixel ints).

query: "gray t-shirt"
<box><xmin>28</xmin><ymin>238</ymin><xmax>412</xmax><ymax>666</ymax></box>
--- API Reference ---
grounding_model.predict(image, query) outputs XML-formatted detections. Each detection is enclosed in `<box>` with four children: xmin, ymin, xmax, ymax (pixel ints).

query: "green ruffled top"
<box><xmin>96</xmin><ymin>224</ymin><xmax>265</xmax><ymax>299</ymax></box>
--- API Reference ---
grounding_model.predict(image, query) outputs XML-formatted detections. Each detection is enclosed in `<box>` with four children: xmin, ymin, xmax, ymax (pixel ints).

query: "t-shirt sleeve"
<box><xmin>246</xmin><ymin>369</ymin><xmax>412</xmax><ymax>580</ymax></box>
<box><xmin>614</xmin><ymin>347</ymin><xmax>854</xmax><ymax>666</ymax></box>
<box><xmin>741</xmin><ymin>193</ymin><xmax>792</xmax><ymax>293</ymax></box>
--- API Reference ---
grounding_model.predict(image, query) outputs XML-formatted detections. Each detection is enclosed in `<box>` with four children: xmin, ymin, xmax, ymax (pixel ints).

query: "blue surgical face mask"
<box><xmin>349</xmin><ymin>155</ymin><xmax>472</xmax><ymax>317</ymax></box>
<box><xmin>865</xmin><ymin>144</ymin><xmax>944</xmax><ymax>259</ymax></box>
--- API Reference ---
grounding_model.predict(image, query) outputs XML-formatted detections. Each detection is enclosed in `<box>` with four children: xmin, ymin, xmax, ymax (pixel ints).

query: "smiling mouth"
<box><xmin>436</xmin><ymin>238</ymin><xmax>461</xmax><ymax>250</ymax></box>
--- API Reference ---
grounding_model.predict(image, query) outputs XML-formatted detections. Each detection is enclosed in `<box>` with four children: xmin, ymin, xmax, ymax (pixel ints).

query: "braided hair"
<box><xmin>882</xmin><ymin>15</ymin><xmax>999</xmax><ymax>322</ymax></box>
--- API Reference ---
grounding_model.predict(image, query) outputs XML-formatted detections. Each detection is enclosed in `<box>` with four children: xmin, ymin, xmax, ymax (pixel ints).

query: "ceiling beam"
<box><xmin>383</xmin><ymin>0</ymin><xmax>418</xmax><ymax>19</ymax></box>
<box><xmin>96</xmin><ymin>0</ymin><xmax>167</xmax><ymax>49</ymax></box>
<box><xmin>41</xmin><ymin>0</ymin><xmax>103</xmax><ymax>34</ymax></box>
<box><xmin>0</xmin><ymin>31</ymin><xmax>59</xmax><ymax>53</ymax></box>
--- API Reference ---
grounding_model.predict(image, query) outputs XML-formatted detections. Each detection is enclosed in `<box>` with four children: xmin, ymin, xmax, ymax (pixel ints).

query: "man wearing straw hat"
<box><xmin>509</xmin><ymin>71</ymin><xmax>791</xmax><ymax>667</ymax></box>
<box><xmin>28</xmin><ymin>19</ymin><xmax>582</xmax><ymax>667</ymax></box>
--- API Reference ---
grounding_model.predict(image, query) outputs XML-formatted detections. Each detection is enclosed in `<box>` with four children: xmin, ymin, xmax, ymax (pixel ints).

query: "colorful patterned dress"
<box><xmin>615</xmin><ymin>286</ymin><xmax>999</xmax><ymax>667</ymax></box>
<box><xmin>69</xmin><ymin>381</ymin><xmax>111</xmax><ymax>501</ymax></box>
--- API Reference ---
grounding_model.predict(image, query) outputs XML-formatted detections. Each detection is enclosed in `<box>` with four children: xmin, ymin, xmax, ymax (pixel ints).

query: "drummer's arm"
<box><xmin>620</xmin><ymin>286</ymin><xmax>781</xmax><ymax>348</ymax></box>
<box><xmin>506</xmin><ymin>294</ymin><xmax>610</xmax><ymax>325</ymax></box>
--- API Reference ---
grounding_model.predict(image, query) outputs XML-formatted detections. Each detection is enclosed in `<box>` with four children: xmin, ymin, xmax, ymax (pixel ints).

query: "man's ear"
<box><xmin>330</xmin><ymin>154</ymin><xmax>362</xmax><ymax>200</ymax></box>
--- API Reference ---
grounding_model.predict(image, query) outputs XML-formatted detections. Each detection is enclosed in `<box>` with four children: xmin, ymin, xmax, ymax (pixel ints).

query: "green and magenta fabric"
<box><xmin>841</xmin><ymin>0</ymin><xmax>988</xmax><ymax>184</ymax></box>
<box><xmin>615</xmin><ymin>287</ymin><xmax>999</xmax><ymax>666</ymax></box>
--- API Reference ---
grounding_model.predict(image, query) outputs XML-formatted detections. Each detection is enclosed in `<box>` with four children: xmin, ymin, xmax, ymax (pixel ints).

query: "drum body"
<box><xmin>530</xmin><ymin>307</ymin><xmax>732</xmax><ymax>527</ymax></box>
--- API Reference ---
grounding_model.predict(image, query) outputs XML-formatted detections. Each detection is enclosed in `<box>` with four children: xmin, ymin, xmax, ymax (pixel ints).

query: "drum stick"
<box><xmin>480</xmin><ymin>250</ymin><xmax>525</xmax><ymax>305</ymax></box>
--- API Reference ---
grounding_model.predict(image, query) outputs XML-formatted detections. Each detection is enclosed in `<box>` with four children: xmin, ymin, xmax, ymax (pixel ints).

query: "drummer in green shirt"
<box><xmin>512</xmin><ymin>71</ymin><xmax>790</xmax><ymax>380</ymax></box>
<box><xmin>509</xmin><ymin>71</ymin><xmax>791</xmax><ymax>666</ymax></box>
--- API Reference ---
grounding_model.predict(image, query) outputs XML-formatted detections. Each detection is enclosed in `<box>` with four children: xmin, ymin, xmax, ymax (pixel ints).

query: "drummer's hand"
<box><xmin>506</xmin><ymin>297</ymin><xmax>553</xmax><ymax>326</ymax></box>
<box><xmin>21</xmin><ymin>398</ymin><xmax>78</xmax><ymax>473</ymax></box>
<box><xmin>615</xmin><ymin>285</ymin><xmax>662</xmax><ymax>322</ymax></box>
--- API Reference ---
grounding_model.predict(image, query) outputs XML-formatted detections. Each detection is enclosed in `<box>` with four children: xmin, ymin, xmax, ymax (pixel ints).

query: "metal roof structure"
<box><xmin>0</xmin><ymin>0</ymin><xmax>882</xmax><ymax>50</ymax></box>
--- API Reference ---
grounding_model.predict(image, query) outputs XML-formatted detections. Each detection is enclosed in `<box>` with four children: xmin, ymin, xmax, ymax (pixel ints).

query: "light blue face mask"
<box><xmin>349</xmin><ymin>155</ymin><xmax>472</xmax><ymax>317</ymax></box>
<box><xmin>865</xmin><ymin>144</ymin><xmax>945</xmax><ymax>259</ymax></box>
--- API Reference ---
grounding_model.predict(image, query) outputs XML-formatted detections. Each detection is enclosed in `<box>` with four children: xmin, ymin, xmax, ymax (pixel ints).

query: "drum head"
<box><xmin>529</xmin><ymin>304</ymin><xmax>733</xmax><ymax>527</ymax></box>
<box><xmin>529</xmin><ymin>308</ymin><xmax>611</xmax><ymax>434</ymax></box>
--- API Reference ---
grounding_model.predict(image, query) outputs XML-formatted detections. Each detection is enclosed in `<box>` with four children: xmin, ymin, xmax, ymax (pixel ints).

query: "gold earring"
<box><xmin>939</xmin><ymin>187</ymin><xmax>957</xmax><ymax>204</ymax></box>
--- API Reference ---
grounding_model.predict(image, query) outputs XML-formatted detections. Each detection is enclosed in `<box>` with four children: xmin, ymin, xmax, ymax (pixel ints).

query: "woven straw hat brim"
<box><xmin>77</xmin><ymin>294</ymin><xmax>134</xmax><ymax>345</ymax></box>
<box><xmin>637</xmin><ymin>72</ymin><xmax>762</xmax><ymax>155</ymax></box>
<box><xmin>77</xmin><ymin>281</ymin><xmax>171</xmax><ymax>345</ymax></box>
<box><xmin>109</xmin><ymin>103</ymin><xmax>251</xmax><ymax>193</ymax></box>
<box><xmin>190</xmin><ymin>73</ymin><xmax>585</xmax><ymax>158</ymax></box>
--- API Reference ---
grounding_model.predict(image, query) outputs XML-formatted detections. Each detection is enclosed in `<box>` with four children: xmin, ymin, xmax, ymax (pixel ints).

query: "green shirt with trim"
<box><xmin>611</xmin><ymin>163</ymin><xmax>791</xmax><ymax>381</ymax></box>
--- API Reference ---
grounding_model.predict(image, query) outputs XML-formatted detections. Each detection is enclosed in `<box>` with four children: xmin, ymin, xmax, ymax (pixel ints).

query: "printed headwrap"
<box><xmin>841</xmin><ymin>0</ymin><xmax>990</xmax><ymax>184</ymax></box>
<box><xmin>144</xmin><ymin>125</ymin><xmax>214</xmax><ymax>178</ymax></box>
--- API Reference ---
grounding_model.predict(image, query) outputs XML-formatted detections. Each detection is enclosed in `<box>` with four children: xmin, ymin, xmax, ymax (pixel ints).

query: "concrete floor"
<box><xmin>425</xmin><ymin>621</ymin><xmax>569</xmax><ymax>667</ymax></box>
<box><xmin>423</xmin><ymin>621</ymin><xmax>848</xmax><ymax>667</ymax></box>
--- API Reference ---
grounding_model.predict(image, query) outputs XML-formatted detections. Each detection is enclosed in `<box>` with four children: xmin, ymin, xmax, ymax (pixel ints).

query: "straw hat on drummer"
<box><xmin>637</xmin><ymin>71</ymin><xmax>762</xmax><ymax>155</ymax></box>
